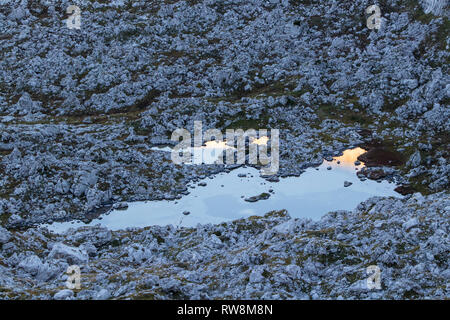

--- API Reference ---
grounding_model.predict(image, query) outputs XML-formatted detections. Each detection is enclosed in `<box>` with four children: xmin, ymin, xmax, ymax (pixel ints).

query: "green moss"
<box><xmin>308</xmin><ymin>16</ymin><xmax>325</xmax><ymax>28</ymax></box>
<box><xmin>403</xmin><ymin>289</ymin><xmax>420</xmax><ymax>299</ymax></box>
<box><xmin>317</xmin><ymin>103</ymin><xmax>374</xmax><ymax>127</ymax></box>
<box><xmin>154</xmin><ymin>234</ymin><xmax>165</xmax><ymax>245</ymax></box>
<box><xmin>130</xmin><ymin>292</ymin><xmax>156</xmax><ymax>300</ymax></box>
<box><xmin>304</xmin><ymin>227</ymin><xmax>335</xmax><ymax>238</ymax></box>
<box><xmin>225</xmin><ymin>118</ymin><xmax>266</xmax><ymax>130</ymax></box>
<box><xmin>345</xmin><ymin>272</ymin><xmax>361</xmax><ymax>284</ymax></box>
<box><xmin>408</xmin><ymin>1</ymin><xmax>435</xmax><ymax>24</ymax></box>
<box><xmin>110</xmin><ymin>239</ymin><xmax>121</xmax><ymax>247</ymax></box>
<box><xmin>262</xmin><ymin>269</ymin><xmax>272</xmax><ymax>278</ymax></box>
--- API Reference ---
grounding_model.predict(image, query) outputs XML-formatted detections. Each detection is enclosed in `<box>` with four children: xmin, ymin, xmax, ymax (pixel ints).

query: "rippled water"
<box><xmin>45</xmin><ymin>148</ymin><xmax>401</xmax><ymax>232</ymax></box>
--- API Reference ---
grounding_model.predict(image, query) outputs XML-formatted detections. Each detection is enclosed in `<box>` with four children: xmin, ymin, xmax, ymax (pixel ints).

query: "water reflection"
<box><xmin>333</xmin><ymin>147</ymin><xmax>366</xmax><ymax>168</ymax></box>
<box><xmin>45</xmin><ymin>148</ymin><xmax>402</xmax><ymax>233</ymax></box>
<box><xmin>330</xmin><ymin>147</ymin><xmax>366</xmax><ymax>169</ymax></box>
<box><xmin>251</xmin><ymin>136</ymin><xmax>269</xmax><ymax>146</ymax></box>
<box><xmin>152</xmin><ymin>137</ymin><xmax>269</xmax><ymax>165</ymax></box>
<box><xmin>192</xmin><ymin>140</ymin><xmax>235</xmax><ymax>164</ymax></box>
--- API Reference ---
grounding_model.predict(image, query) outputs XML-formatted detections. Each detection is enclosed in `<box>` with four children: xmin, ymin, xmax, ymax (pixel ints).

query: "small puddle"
<box><xmin>45</xmin><ymin>148</ymin><xmax>402</xmax><ymax>232</ymax></box>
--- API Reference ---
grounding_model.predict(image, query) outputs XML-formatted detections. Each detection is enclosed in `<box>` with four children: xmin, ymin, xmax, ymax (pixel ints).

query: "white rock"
<box><xmin>94</xmin><ymin>289</ymin><xmax>111</xmax><ymax>300</ymax></box>
<box><xmin>48</xmin><ymin>243</ymin><xmax>89</xmax><ymax>265</ymax></box>
<box><xmin>285</xmin><ymin>264</ymin><xmax>301</xmax><ymax>279</ymax></box>
<box><xmin>54</xmin><ymin>289</ymin><xmax>74</xmax><ymax>300</ymax></box>
<box><xmin>249</xmin><ymin>268</ymin><xmax>265</xmax><ymax>283</ymax></box>
<box><xmin>402</xmin><ymin>218</ymin><xmax>419</xmax><ymax>231</ymax></box>
<box><xmin>0</xmin><ymin>226</ymin><xmax>11</xmax><ymax>244</ymax></box>
<box><xmin>18</xmin><ymin>255</ymin><xmax>43</xmax><ymax>276</ymax></box>
<box><xmin>113</xmin><ymin>202</ymin><xmax>128</xmax><ymax>210</ymax></box>
<box><xmin>407</xmin><ymin>151</ymin><xmax>421</xmax><ymax>168</ymax></box>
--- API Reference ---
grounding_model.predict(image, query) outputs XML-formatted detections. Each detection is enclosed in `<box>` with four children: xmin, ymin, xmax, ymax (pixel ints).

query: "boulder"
<box><xmin>54</xmin><ymin>289</ymin><xmax>74</xmax><ymax>300</ymax></box>
<box><xmin>0</xmin><ymin>226</ymin><xmax>11</xmax><ymax>244</ymax></box>
<box><xmin>48</xmin><ymin>243</ymin><xmax>89</xmax><ymax>265</ymax></box>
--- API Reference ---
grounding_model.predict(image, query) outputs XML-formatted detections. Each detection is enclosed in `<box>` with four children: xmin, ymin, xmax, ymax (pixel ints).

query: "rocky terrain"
<box><xmin>0</xmin><ymin>0</ymin><xmax>448</xmax><ymax>299</ymax></box>
<box><xmin>0</xmin><ymin>193</ymin><xmax>448</xmax><ymax>299</ymax></box>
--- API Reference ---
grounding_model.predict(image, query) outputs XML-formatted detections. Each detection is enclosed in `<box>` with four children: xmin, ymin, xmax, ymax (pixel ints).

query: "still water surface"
<box><xmin>45</xmin><ymin>148</ymin><xmax>401</xmax><ymax>232</ymax></box>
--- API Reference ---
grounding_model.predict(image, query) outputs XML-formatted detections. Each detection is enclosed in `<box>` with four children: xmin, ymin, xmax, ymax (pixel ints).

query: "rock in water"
<box><xmin>244</xmin><ymin>193</ymin><xmax>271</xmax><ymax>202</ymax></box>
<box><xmin>113</xmin><ymin>202</ymin><xmax>129</xmax><ymax>210</ymax></box>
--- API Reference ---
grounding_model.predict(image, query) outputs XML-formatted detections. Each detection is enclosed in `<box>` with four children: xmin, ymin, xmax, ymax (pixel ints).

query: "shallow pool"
<box><xmin>44</xmin><ymin>148</ymin><xmax>402</xmax><ymax>232</ymax></box>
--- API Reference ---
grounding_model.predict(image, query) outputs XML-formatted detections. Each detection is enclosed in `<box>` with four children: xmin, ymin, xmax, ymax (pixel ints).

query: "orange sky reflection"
<box><xmin>328</xmin><ymin>147</ymin><xmax>366</xmax><ymax>168</ymax></box>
